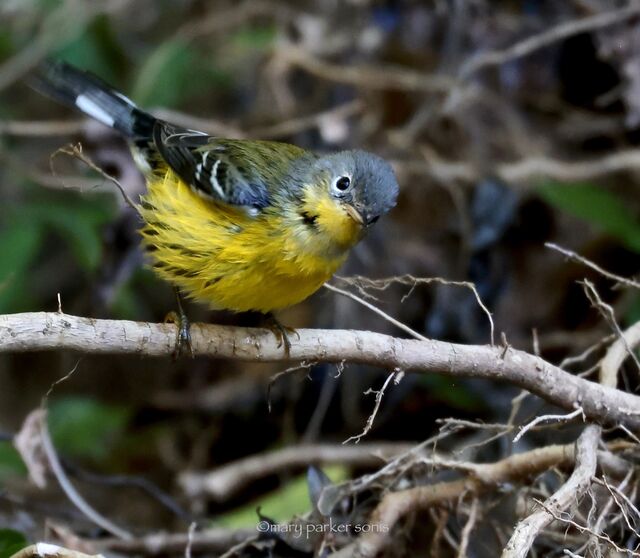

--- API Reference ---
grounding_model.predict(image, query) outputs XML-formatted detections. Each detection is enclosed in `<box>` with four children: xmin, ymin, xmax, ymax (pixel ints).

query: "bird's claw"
<box><xmin>265</xmin><ymin>314</ymin><xmax>298</xmax><ymax>356</ymax></box>
<box><xmin>164</xmin><ymin>310</ymin><xmax>194</xmax><ymax>358</ymax></box>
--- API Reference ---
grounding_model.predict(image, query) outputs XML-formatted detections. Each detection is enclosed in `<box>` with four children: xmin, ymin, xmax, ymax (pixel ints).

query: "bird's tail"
<box><xmin>31</xmin><ymin>60</ymin><xmax>156</xmax><ymax>139</ymax></box>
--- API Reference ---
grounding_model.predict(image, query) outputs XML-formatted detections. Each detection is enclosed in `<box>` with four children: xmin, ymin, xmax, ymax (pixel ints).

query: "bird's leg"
<box><xmin>263</xmin><ymin>313</ymin><xmax>298</xmax><ymax>356</ymax></box>
<box><xmin>164</xmin><ymin>287</ymin><xmax>194</xmax><ymax>358</ymax></box>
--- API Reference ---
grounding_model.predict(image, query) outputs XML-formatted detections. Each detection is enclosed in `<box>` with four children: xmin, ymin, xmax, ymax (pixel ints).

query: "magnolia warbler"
<box><xmin>33</xmin><ymin>61</ymin><xmax>399</xmax><ymax>350</ymax></box>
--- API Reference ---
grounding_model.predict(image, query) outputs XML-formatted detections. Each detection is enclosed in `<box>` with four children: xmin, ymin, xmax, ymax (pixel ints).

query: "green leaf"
<box><xmin>48</xmin><ymin>397</ymin><xmax>131</xmax><ymax>461</ymax></box>
<box><xmin>132</xmin><ymin>39</ymin><xmax>228</xmax><ymax>108</ymax></box>
<box><xmin>625</xmin><ymin>293</ymin><xmax>640</xmax><ymax>327</ymax></box>
<box><xmin>110</xmin><ymin>282</ymin><xmax>147</xmax><ymax>321</ymax></box>
<box><xmin>0</xmin><ymin>222</ymin><xmax>43</xmax><ymax>312</ymax></box>
<box><xmin>0</xmin><ymin>442</ymin><xmax>27</xmax><ymax>482</ymax></box>
<box><xmin>231</xmin><ymin>26</ymin><xmax>277</xmax><ymax>50</ymax></box>
<box><xmin>132</xmin><ymin>39</ymin><xmax>196</xmax><ymax>107</ymax></box>
<box><xmin>218</xmin><ymin>466</ymin><xmax>347</xmax><ymax>528</ymax></box>
<box><xmin>0</xmin><ymin>529</ymin><xmax>28</xmax><ymax>558</ymax></box>
<box><xmin>0</xmin><ymin>188</ymin><xmax>115</xmax><ymax>312</ymax></box>
<box><xmin>0</xmin><ymin>30</ymin><xmax>14</xmax><ymax>64</ymax></box>
<box><xmin>18</xmin><ymin>192</ymin><xmax>115</xmax><ymax>271</ymax></box>
<box><xmin>538</xmin><ymin>183</ymin><xmax>640</xmax><ymax>252</ymax></box>
<box><xmin>53</xmin><ymin>15</ymin><xmax>124</xmax><ymax>84</ymax></box>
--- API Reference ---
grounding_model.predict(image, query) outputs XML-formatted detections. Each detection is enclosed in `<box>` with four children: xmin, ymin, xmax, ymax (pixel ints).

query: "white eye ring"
<box><xmin>331</xmin><ymin>175</ymin><xmax>352</xmax><ymax>195</ymax></box>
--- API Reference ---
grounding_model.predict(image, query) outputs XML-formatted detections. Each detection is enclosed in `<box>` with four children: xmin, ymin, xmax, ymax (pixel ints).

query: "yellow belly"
<box><xmin>138</xmin><ymin>169</ymin><xmax>352</xmax><ymax>313</ymax></box>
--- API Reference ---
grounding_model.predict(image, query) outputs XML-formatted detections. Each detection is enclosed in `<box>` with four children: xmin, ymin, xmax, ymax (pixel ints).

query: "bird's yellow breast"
<box><xmin>138</xmin><ymin>168</ymin><xmax>361</xmax><ymax>313</ymax></box>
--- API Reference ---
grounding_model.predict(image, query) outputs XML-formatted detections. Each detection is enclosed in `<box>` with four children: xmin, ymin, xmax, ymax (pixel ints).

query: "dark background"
<box><xmin>0</xmin><ymin>0</ymin><xmax>639</xmax><ymax>555</ymax></box>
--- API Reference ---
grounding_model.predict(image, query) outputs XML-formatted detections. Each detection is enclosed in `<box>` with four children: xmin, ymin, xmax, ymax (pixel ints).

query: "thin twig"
<box><xmin>276</xmin><ymin>46</ymin><xmax>455</xmax><ymax>93</ymax></box>
<box><xmin>267</xmin><ymin>361</ymin><xmax>316</xmax><ymax>412</ymax></box>
<box><xmin>324</xmin><ymin>283</ymin><xmax>428</xmax><ymax>341</ymax></box>
<box><xmin>38</xmin><ymin>411</ymin><xmax>133</xmax><ymax>540</ymax></box>
<box><xmin>0</xmin><ymin>119</ymin><xmax>87</xmax><ymax>137</ymax></box>
<box><xmin>403</xmin><ymin>148</ymin><xmax>640</xmax><ymax>185</ymax></box>
<box><xmin>176</xmin><ymin>0</ymin><xmax>297</xmax><ymax>42</ymax></box>
<box><xmin>333</xmin><ymin>274</ymin><xmax>495</xmax><ymax>345</ymax></box>
<box><xmin>588</xmin><ymin>471</ymin><xmax>634</xmax><ymax>554</ymax></box>
<box><xmin>559</xmin><ymin>334</ymin><xmax>614</xmax><ymax>370</ymax></box>
<box><xmin>343</xmin><ymin>369</ymin><xmax>402</xmax><ymax>444</ymax></box>
<box><xmin>546</xmin><ymin>243</ymin><xmax>640</xmax><ymax>289</ymax></box>
<box><xmin>533</xmin><ymin>499</ymin><xmax>640</xmax><ymax>557</ymax></box>
<box><xmin>596</xmin><ymin>475</ymin><xmax>640</xmax><ymax>539</ymax></box>
<box><xmin>50</xmin><ymin>143</ymin><xmax>139</xmax><ymax>212</ymax></box>
<box><xmin>457</xmin><ymin>498</ymin><xmax>479</xmax><ymax>558</ymax></box>
<box><xmin>185</xmin><ymin>522</ymin><xmax>197</xmax><ymax>558</ymax></box>
<box><xmin>583</xmin><ymin>281</ymin><xmax>640</xmax><ymax>373</ymax></box>
<box><xmin>513</xmin><ymin>407</ymin><xmax>585</xmax><ymax>443</ymax></box>
<box><xmin>61</xmin><ymin>460</ymin><xmax>192</xmax><ymax>522</ymax></box>
<box><xmin>460</xmin><ymin>4</ymin><xmax>640</xmax><ymax>80</ymax></box>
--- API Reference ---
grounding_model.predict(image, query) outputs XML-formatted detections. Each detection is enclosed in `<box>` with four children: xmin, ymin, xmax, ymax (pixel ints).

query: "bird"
<box><xmin>32</xmin><ymin>60</ymin><xmax>399</xmax><ymax>354</ymax></box>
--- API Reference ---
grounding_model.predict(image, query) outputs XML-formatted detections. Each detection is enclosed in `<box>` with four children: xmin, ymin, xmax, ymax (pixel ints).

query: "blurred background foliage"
<box><xmin>0</xmin><ymin>0</ymin><xmax>639</xmax><ymax>554</ymax></box>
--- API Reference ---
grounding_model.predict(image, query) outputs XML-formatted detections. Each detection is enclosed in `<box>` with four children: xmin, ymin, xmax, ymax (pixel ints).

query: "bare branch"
<box><xmin>583</xmin><ymin>281</ymin><xmax>640</xmax><ymax>373</ymax></box>
<box><xmin>599</xmin><ymin>321</ymin><xmax>640</xmax><ymax>387</ymax></box>
<box><xmin>9</xmin><ymin>544</ymin><xmax>103</xmax><ymax>558</ymax></box>
<box><xmin>275</xmin><ymin>46</ymin><xmax>455</xmax><ymax>93</ymax></box>
<box><xmin>0</xmin><ymin>119</ymin><xmax>87</xmax><ymax>137</ymax></box>
<box><xmin>501</xmin><ymin>318</ymin><xmax>640</xmax><ymax>556</ymax></box>
<box><xmin>37</xmin><ymin>410</ymin><xmax>133</xmax><ymax>539</ymax></box>
<box><xmin>457</xmin><ymin>498</ymin><xmax>479</xmax><ymax>558</ymax></box>
<box><xmin>176</xmin><ymin>0</ymin><xmax>298</xmax><ymax>42</ymax></box>
<box><xmin>1</xmin><ymin>312</ymin><xmax>640</xmax><ymax>431</ymax></box>
<box><xmin>328</xmin><ymin>440</ymin><xmax>629</xmax><ymax>558</ymax></box>
<box><xmin>513</xmin><ymin>407</ymin><xmax>585</xmax><ymax>443</ymax></box>
<box><xmin>250</xmin><ymin>99</ymin><xmax>364</xmax><ymax>139</ymax></box>
<box><xmin>179</xmin><ymin>442</ymin><xmax>412</xmax><ymax>502</ymax></box>
<box><xmin>403</xmin><ymin>149</ymin><xmax>640</xmax><ymax>186</ymax></box>
<box><xmin>95</xmin><ymin>529</ymin><xmax>254</xmax><ymax>556</ymax></box>
<box><xmin>184</xmin><ymin>523</ymin><xmax>197</xmax><ymax>558</ymax></box>
<box><xmin>501</xmin><ymin>424</ymin><xmax>601</xmax><ymax>558</ymax></box>
<box><xmin>595</xmin><ymin>475</ymin><xmax>640</xmax><ymax>540</ymax></box>
<box><xmin>460</xmin><ymin>4</ymin><xmax>640</xmax><ymax>80</ymax></box>
<box><xmin>589</xmin><ymin>472</ymin><xmax>634</xmax><ymax>555</ymax></box>
<box><xmin>533</xmin><ymin>499</ymin><xmax>640</xmax><ymax>557</ymax></box>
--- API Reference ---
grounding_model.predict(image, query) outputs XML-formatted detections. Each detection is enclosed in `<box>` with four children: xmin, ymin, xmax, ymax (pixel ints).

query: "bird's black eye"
<box><xmin>336</xmin><ymin>176</ymin><xmax>350</xmax><ymax>190</ymax></box>
<box><xmin>332</xmin><ymin>176</ymin><xmax>351</xmax><ymax>195</ymax></box>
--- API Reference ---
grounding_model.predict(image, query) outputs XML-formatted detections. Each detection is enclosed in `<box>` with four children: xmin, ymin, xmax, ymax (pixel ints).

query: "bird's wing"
<box><xmin>152</xmin><ymin>123</ymin><xmax>305</xmax><ymax>210</ymax></box>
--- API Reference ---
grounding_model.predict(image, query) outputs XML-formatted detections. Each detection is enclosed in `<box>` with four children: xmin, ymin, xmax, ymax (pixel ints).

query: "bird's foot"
<box><xmin>164</xmin><ymin>311</ymin><xmax>193</xmax><ymax>358</ymax></box>
<box><xmin>165</xmin><ymin>289</ymin><xmax>194</xmax><ymax>358</ymax></box>
<box><xmin>264</xmin><ymin>313</ymin><xmax>298</xmax><ymax>356</ymax></box>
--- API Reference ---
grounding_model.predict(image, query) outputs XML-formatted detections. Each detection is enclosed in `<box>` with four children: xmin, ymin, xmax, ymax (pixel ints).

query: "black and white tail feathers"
<box><xmin>32</xmin><ymin>60</ymin><xmax>156</xmax><ymax>140</ymax></box>
<box><xmin>32</xmin><ymin>60</ymin><xmax>260</xmax><ymax>206</ymax></box>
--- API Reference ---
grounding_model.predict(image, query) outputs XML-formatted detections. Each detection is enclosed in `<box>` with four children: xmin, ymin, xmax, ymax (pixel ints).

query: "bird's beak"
<box><xmin>345</xmin><ymin>204</ymin><xmax>365</xmax><ymax>226</ymax></box>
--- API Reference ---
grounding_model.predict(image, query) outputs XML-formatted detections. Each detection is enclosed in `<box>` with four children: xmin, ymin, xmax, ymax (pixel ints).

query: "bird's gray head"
<box><xmin>314</xmin><ymin>150</ymin><xmax>399</xmax><ymax>226</ymax></box>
